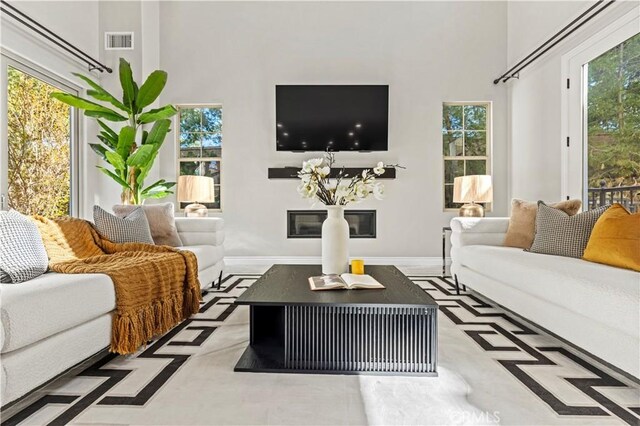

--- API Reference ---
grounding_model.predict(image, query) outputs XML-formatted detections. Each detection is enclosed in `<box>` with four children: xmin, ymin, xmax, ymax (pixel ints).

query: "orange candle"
<box><xmin>351</xmin><ymin>259</ymin><xmax>365</xmax><ymax>275</ymax></box>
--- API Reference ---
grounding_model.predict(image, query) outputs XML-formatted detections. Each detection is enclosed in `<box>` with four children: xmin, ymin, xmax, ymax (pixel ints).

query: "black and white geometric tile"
<box><xmin>2</xmin><ymin>273</ymin><xmax>639</xmax><ymax>425</ymax></box>
<box><xmin>409</xmin><ymin>275</ymin><xmax>640</xmax><ymax>426</ymax></box>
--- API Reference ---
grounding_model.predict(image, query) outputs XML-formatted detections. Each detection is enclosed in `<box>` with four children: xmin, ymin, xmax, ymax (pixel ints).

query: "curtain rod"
<box><xmin>0</xmin><ymin>0</ymin><xmax>112</xmax><ymax>73</ymax></box>
<box><xmin>494</xmin><ymin>0</ymin><xmax>616</xmax><ymax>84</ymax></box>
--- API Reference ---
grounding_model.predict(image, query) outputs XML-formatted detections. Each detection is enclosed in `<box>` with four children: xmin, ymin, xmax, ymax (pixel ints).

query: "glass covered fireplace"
<box><xmin>287</xmin><ymin>210</ymin><xmax>376</xmax><ymax>238</ymax></box>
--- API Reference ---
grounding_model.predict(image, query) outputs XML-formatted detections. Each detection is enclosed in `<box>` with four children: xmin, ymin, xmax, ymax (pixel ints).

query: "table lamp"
<box><xmin>177</xmin><ymin>175</ymin><xmax>215</xmax><ymax>217</ymax></box>
<box><xmin>453</xmin><ymin>175</ymin><xmax>492</xmax><ymax>217</ymax></box>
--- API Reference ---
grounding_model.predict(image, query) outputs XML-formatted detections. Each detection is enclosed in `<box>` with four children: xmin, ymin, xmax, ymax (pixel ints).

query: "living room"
<box><xmin>0</xmin><ymin>0</ymin><xmax>638</xmax><ymax>425</ymax></box>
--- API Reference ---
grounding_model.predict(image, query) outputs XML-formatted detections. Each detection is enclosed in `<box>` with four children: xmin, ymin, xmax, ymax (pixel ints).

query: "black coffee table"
<box><xmin>234</xmin><ymin>264</ymin><xmax>438</xmax><ymax>375</ymax></box>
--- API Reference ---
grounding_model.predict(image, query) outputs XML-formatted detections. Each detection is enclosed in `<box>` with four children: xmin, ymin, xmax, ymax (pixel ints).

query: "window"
<box><xmin>177</xmin><ymin>106</ymin><xmax>222</xmax><ymax>210</ymax></box>
<box><xmin>1</xmin><ymin>56</ymin><xmax>79</xmax><ymax>217</ymax></box>
<box><xmin>442</xmin><ymin>102</ymin><xmax>491</xmax><ymax>210</ymax></box>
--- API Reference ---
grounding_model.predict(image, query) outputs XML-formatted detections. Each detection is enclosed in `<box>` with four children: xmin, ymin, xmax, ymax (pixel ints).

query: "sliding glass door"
<box><xmin>585</xmin><ymin>33</ymin><xmax>639</xmax><ymax>211</ymax></box>
<box><xmin>565</xmin><ymin>11</ymin><xmax>639</xmax><ymax>212</ymax></box>
<box><xmin>0</xmin><ymin>55</ymin><xmax>79</xmax><ymax>217</ymax></box>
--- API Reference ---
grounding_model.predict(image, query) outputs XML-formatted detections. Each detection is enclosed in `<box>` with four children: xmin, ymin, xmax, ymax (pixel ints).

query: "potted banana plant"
<box><xmin>51</xmin><ymin>58</ymin><xmax>176</xmax><ymax>204</ymax></box>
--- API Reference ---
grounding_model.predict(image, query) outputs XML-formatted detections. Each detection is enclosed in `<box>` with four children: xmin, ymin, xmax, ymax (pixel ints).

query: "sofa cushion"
<box><xmin>457</xmin><ymin>245</ymin><xmax>640</xmax><ymax>339</ymax></box>
<box><xmin>113</xmin><ymin>203</ymin><xmax>183</xmax><ymax>247</ymax></box>
<box><xmin>583</xmin><ymin>204</ymin><xmax>640</xmax><ymax>272</ymax></box>
<box><xmin>503</xmin><ymin>198</ymin><xmax>581</xmax><ymax>249</ymax></box>
<box><xmin>0</xmin><ymin>210</ymin><xmax>49</xmax><ymax>284</ymax></box>
<box><xmin>529</xmin><ymin>203</ymin><xmax>608</xmax><ymax>258</ymax></box>
<box><xmin>93</xmin><ymin>205</ymin><xmax>154</xmax><ymax>244</ymax></box>
<box><xmin>178</xmin><ymin>245</ymin><xmax>224</xmax><ymax>270</ymax></box>
<box><xmin>0</xmin><ymin>272</ymin><xmax>115</xmax><ymax>353</ymax></box>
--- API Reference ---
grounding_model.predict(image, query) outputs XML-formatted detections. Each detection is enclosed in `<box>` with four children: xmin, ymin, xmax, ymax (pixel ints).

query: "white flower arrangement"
<box><xmin>297</xmin><ymin>152</ymin><xmax>400</xmax><ymax>205</ymax></box>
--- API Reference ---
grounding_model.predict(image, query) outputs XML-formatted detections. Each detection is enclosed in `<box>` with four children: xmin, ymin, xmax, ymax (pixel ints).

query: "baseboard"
<box><xmin>224</xmin><ymin>256</ymin><xmax>450</xmax><ymax>267</ymax></box>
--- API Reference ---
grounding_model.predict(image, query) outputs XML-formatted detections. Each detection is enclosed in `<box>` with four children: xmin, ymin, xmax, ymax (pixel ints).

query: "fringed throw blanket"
<box><xmin>33</xmin><ymin>216</ymin><xmax>201</xmax><ymax>354</ymax></box>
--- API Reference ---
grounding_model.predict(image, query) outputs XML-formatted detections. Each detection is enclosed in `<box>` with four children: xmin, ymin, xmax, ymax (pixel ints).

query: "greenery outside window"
<box><xmin>3</xmin><ymin>58</ymin><xmax>79</xmax><ymax>217</ymax></box>
<box><xmin>442</xmin><ymin>102</ymin><xmax>491</xmax><ymax>210</ymax></box>
<box><xmin>177</xmin><ymin>105</ymin><xmax>222</xmax><ymax>210</ymax></box>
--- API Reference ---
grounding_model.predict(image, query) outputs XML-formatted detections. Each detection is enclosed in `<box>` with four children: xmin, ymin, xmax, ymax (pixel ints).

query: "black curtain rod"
<box><xmin>0</xmin><ymin>0</ymin><xmax>112</xmax><ymax>73</ymax></box>
<box><xmin>494</xmin><ymin>0</ymin><xmax>616</xmax><ymax>84</ymax></box>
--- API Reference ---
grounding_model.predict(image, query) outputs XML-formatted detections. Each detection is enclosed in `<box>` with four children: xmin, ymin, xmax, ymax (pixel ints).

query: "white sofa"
<box><xmin>450</xmin><ymin>217</ymin><xmax>640</xmax><ymax>379</ymax></box>
<box><xmin>0</xmin><ymin>217</ymin><xmax>225</xmax><ymax>406</ymax></box>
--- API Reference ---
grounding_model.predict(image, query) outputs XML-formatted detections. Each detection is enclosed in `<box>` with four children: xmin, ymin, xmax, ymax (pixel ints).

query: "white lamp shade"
<box><xmin>453</xmin><ymin>175</ymin><xmax>493</xmax><ymax>203</ymax></box>
<box><xmin>177</xmin><ymin>175</ymin><xmax>215</xmax><ymax>203</ymax></box>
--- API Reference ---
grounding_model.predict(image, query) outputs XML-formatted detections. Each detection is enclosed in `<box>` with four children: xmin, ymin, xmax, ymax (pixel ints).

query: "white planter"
<box><xmin>322</xmin><ymin>206</ymin><xmax>350</xmax><ymax>275</ymax></box>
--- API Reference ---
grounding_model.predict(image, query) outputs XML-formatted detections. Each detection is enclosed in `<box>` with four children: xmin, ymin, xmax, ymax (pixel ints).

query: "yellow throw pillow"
<box><xmin>583</xmin><ymin>203</ymin><xmax>640</xmax><ymax>272</ymax></box>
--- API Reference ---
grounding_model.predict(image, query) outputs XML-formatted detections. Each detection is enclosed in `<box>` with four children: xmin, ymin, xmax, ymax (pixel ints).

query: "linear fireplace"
<box><xmin>287</xmin><ymin>210</ymin><xmax>376</xmax><ymax>238</ymax></box>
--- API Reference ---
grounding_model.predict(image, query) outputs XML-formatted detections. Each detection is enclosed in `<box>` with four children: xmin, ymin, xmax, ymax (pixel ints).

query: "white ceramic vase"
<box><xmin>321</xmin><ymin>205</ymin><xmax>350</xmax><ymax>275</ymax></box>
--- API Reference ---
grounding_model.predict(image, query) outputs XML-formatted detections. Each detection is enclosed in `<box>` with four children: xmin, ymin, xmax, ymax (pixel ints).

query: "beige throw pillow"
<box><xmin>503</xmin><ymin>199</ymin><xmax>582</xmax><ymax>249</ymax></box>
<box><xmin>113</xmin><ymin>202</ymin><xmax>183</xmax><ymax>247</ymax></box>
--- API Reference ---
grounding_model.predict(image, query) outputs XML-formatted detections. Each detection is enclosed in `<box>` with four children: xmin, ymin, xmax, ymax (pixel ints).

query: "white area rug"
<box><xmin>3</xmin><ymin>270</ymin><xmax>639</xmax><ymax>426</ymax></box>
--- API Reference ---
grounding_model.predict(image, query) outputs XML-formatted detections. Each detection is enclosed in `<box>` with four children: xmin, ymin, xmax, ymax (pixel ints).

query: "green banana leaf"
<box><xmin>89</xmin><ymin>143</ymin><xmax>108</xmax><ymax>161</ymax></box>
<box><xmin>127</xmin><ymin>144</ymin><xmax>156</xmax><ymax>167</ymax></box>
<box><xmin>74</xmin><ymin>73</ymin><xmax>129</xmax><ymax>112</ymax></box>
<box><xmin>143</xmin><ymin>190</ymin><xmax>174</xmax><ymax>199</ymax></box>
<box><xmin>97</xmin><ymin>134</ymin><xmax>116</xmax><ymax>149</ymax></box>
<box><xmin>105</xmin><ymin>151</ymin><xmax>126</xmax><ymax>172</ymax></box>
<box><xmin>84</xmin><ymin>109</ymin><xmax>128</xmax><ymax>122</ymax></box>
<box><xmin>50</xmin><ymin>93</ymin><xmax>127</xmax><ymax>121</ymax></box>
<box><xmin>97</xmin><ymin>120</ymin><xmax>118</xmax><ymax>140</ymax></box>
<box><xmin>142</xmin><ymin>179</ymin><xmax>176</xmax><ymax>196</ymax></box>
<box><xmin>119</xmin><ymin>58</ymin><xmax>136</xmax><ymax>111</ymax></box>
<box><xmin>136</xmin><ymin>70</ymin><xmax>167</xmax><ymax>111</ymax></box>
<box><xmin>97</xmin><ymin>166</ymin><xmax>129</xmax><ymax>189</ymax></box>
<box><xmin>116</xmin><ymin>126</ymin><xmax>136</xmax><ymax>159</ymax></box>
<box><xmin>137</xmin><ymin>105</ymin><xmax>177</xmax><ymax>124</ymax></box>
<box><xmin>145</xmin><ymin>119</ymin><xmax>171</xmax><ymax>146</ymax></box>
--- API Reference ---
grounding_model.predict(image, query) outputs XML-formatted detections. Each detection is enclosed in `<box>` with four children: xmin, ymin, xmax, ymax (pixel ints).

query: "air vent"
<box><xmin>105</xmin><ymin>32</ymin><xmax>134</xmax><ymax>50</ymax></box>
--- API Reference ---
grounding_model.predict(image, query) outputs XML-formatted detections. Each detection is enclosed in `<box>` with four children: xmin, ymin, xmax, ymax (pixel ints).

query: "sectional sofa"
<box><xmin>0</xmin><ymin>217</ymin><xmax>225</xmax><ymax>406</ymax></box>
<box><xmin>450</xmin><ymin>217</ymin><xmax>640</xmax><ymax>379</ymax></box>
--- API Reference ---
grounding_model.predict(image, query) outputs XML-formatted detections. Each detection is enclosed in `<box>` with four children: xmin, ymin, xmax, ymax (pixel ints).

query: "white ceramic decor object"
<box><xmin>321</xmin><ymin>206</ymin><xmax>350</xmax><ymax>275</ymax></box>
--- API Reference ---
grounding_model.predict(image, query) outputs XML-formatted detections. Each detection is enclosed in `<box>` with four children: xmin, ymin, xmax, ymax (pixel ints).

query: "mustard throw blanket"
<box><xmin>33</xmin><ymin>216</ymin><xmax>201</xmax><ymax>354</ymax></box>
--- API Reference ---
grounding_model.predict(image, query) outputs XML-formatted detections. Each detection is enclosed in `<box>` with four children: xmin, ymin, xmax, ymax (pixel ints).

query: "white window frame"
<box><xmin>562</xmin><ymin>8</ymin><xmax>639</xmax><ymax>204</ymax></box>
<box><xmin>0</xmin><ymin>50</ymin><xmax>81</xmax><ymax>216</ymax></box>
<box><xmin>442</xmin><ymin>101</ymin><xmax>493</xmax><ymax>212</ymax></box>
<box><xmin>175</xmin><ymin>104</ymin><xmax>223</xmax><ymax>212</ymax></box>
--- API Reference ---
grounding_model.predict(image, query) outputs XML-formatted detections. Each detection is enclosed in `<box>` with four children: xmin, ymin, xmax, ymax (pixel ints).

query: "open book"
<box><xmin>308</xmin><ymin>274</ymin><xmax>385</xmax><ymax>291</ymax></box>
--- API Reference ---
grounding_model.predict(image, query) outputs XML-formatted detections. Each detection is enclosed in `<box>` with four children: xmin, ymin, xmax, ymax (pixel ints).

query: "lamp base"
<box><xmin>459</xmin><ymin>203</ymin><xmax>484</xmax><ymax>217</ymax></box>
<box><xmin>184</xmin><ymin>203</ymin><xmax>209</xmax><ymax>217</ymax></box>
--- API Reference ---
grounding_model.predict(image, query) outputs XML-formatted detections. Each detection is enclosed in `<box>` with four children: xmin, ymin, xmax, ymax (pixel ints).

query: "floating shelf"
<box><xmin>268</xmin><ymin>167</ymin><xmax>396</xmax><ymax>179</ymax></box>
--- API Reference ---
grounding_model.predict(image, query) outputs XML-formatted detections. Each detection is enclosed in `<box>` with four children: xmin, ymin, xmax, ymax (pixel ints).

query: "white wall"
<box><xmin>157</xmin><ymin>1</ymin><xmax>509</xmax><ymax>259</ymax></box>
<box><xmin>0</xmin><ymin>0</ymin><xmax>101</xmax><ymax>219</ymax></box>
<box><xmin>507</xmin><ymin>0</ymin><xmax>639</xmax><ymax>203</ymax></box>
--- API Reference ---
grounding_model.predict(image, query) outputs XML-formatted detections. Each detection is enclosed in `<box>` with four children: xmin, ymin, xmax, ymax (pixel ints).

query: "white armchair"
<box><xmin>449</xmin><ymin>217</ymin><xmax>509</xmax><ymax>293</ymax></box>
<box><xmin>175</xmin><ymin>217</ymin><xmax>225</xmax><ymax>290</ymax></box>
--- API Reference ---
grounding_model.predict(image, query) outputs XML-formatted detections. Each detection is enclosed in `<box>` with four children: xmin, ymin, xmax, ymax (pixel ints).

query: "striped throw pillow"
<box><xmin>93</xmin><ymin>205</ymin><xmax>154</xmax><ymax>244</ymax></box>
<box><xmin>529</xmin><ymin>202</ymin><xmax>609</xmax><ymax>259</ymax></box>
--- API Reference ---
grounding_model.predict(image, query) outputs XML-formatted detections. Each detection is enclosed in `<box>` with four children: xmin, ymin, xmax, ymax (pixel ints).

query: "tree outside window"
<box><xmin>7</xmin><ymin>66</ymin><xmax>73</xmax><ymax>217</ymax></box>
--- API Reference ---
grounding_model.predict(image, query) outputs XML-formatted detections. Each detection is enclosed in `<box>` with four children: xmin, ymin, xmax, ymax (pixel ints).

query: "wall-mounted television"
<box><xmin>276</xmin><ymin>85</ymin><xmax>389</xmax><ymax>152</ymax></box>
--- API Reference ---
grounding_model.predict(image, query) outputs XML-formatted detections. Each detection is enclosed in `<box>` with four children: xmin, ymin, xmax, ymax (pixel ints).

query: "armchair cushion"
<box><xmin>175</xmin><ymin>217</ymin><xmax>225</xmax><ymax>246</ymax></box>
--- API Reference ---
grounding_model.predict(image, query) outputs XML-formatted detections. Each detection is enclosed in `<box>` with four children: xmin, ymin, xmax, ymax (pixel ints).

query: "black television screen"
<box><xmin>276</xmin><ymin>85</ymin><xmax>389</xmax><ymax>151</ymax></box>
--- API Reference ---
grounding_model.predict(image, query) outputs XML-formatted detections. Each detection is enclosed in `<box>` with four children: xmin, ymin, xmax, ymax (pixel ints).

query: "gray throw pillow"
<box><xmin>93</xmin><ymin>205</ymin><xmax>154</xmax><ymax>244</ymax></box>
<box><xmin>113</xmin><ymin>202</ymin><xmax>183</xmax><ymax>247</ymax></box>
<box><xmin>529</xmin><ymin>202</ymin><xmax>609</xmax><ymax>258</ymax></box>
<box><xmin>0</xmin><ymin>210</ymin><xmax>49</xmax><ymax>283</ymax></box>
